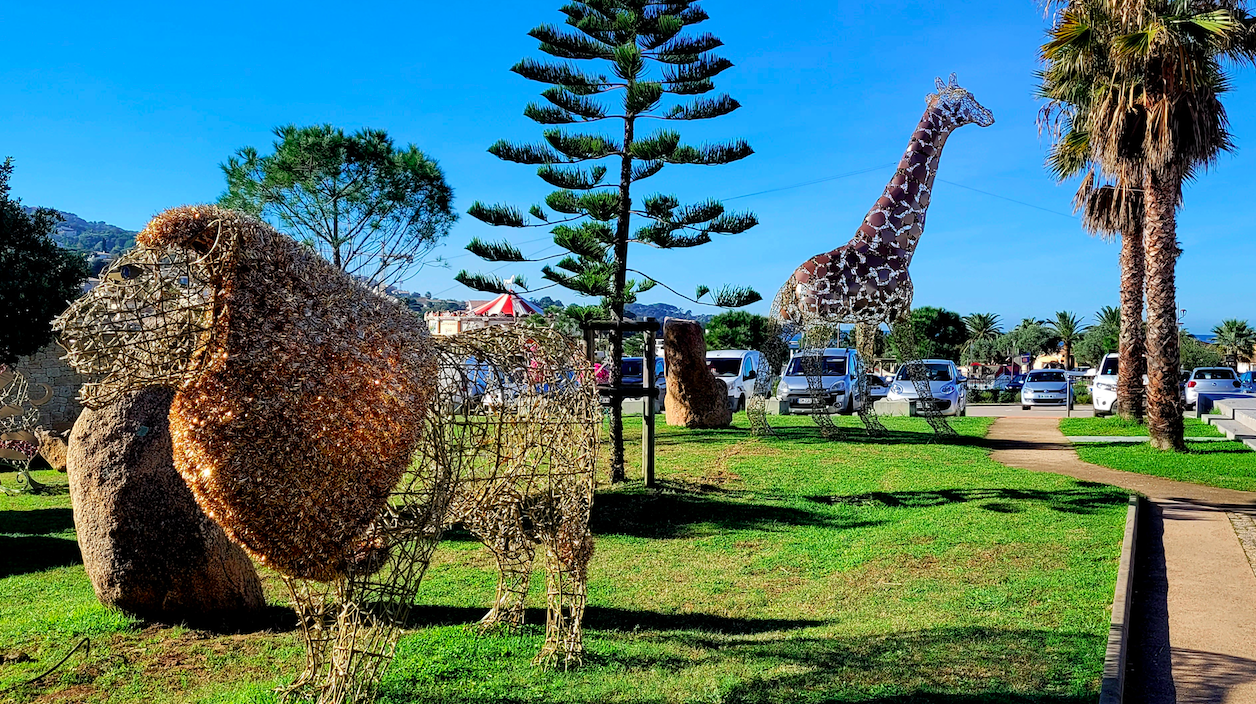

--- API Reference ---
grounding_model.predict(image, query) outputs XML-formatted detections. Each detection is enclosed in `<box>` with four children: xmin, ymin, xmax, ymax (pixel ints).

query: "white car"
<box><xmin>886</xmin><ymin>359</ymin><xmax>967</xmax><ymax>416</ymax></box>
<box><xmin>774</xmin><ymin>348</ymin><xmax>862</xmax><ymax>415</ymax></box>
<box><xmin>706</xmin><ymin>349</ymin><xmax>762</xmax><ymax>412</ymax></box>
<box><xmin>1091</xmin><ymin>353</ymin><xmax>1119</xmax><ymax>417</ymax></box>
<box><xmin>1020</xmin><ymin>369</ymin><xmax>1073</xmax><ymax>410</ymax></box>
<box><xmin>1185</xmin><ymin>367</ymin><xmax>1244</xmax><ymax>409</ymax></box>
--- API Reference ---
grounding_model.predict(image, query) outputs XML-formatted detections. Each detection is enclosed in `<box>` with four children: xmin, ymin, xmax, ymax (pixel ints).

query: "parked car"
<box><xmin>1020</xmin><ymin>369</ymin><xmax>1073</xmax><ymax>410</ymax></box>
<box><xmin>993</xmin><ymin>374</ymin><xmax>1027</xmax><ymax>393</ymax></box>
<box><xmin>1185</xmin><ymin>367</ymin><xmax>1243</xmax><ymax>409</ymax></box>
<box><xmin>886</xmin><ymin>359</ymin><xmax>967</xmax><ymax>416</ymax></box>
<box><xmin>1238</xmin><ymin>371</ymin><xmax>1256</xmax><ymax>394</ymax></box>
<box><xmin>621</xmin><ymin>356</ymin><xmax>666</xmax><ymax>411</ymax></box>
<box><xmin>774</xmin><ymin>348</ymin><xmax>861</xmax><ymax>415</ymax></box>
<box><xmin>706</xmin><ymin>349</ymin><xmax>762</xmax><ymax>411</ymax></box>
<box><xmin>865</xmin><ymin>373</ymin><xmax>890</xmax><ymax>401</ymax></box>
<box><xmin>1091</xmin><ymin>353</ymin><xmax>1119</xmax><ymax>417</ymax></box>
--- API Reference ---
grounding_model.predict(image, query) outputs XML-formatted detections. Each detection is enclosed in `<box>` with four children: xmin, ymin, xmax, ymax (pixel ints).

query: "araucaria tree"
<box><xmin>459</xmin><ymin>1</ymin><xmax>760</xmax><ymax>483</ymax></box>
<box><xmin>0</xmin><ymin>158</ymin><xmax>88</xmax><ymax>364</ymax></box>
<box><xmin>220</xmin><ymin>125</ymin><xmax>458</xmax><ymax>288</ymax></box>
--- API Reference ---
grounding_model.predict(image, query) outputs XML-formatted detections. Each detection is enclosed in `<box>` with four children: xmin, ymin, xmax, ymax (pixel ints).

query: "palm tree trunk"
<box><xmin>1117</xmin><ymin>223</ymin><xmax>1146</xmax><ymax>421</ymax></box>
<box><xmin>1143</xmin><ymin>168</ymin><xmax>1184</xmax><ymax>451</ymax></box>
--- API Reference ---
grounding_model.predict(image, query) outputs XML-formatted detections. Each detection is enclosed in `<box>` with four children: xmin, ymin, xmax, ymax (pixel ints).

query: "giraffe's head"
<box><xmin>930</xmin><ymin>73</ymin><xmax>994</xmax><ymax>128</ymax></box>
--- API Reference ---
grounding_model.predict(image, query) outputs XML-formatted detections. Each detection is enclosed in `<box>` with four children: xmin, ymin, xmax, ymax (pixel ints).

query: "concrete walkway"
<box><xmin>985</xmin><ymin>417</ymin><xmax>1256</xmax><ymax>703</ymax></box>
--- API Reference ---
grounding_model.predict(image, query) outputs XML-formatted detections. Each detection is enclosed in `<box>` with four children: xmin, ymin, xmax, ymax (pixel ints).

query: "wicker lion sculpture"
<box><xmin>55</xmin><ymin>206</ymin><xmax>598</xmax><ymax>703</ymax></box>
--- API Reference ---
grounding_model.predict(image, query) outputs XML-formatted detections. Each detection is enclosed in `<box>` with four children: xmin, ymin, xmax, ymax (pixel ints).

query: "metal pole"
<box><xmin>642</xmin><ymin>320</ymin><xmax>657</xmax><ymax>488</ymax></box>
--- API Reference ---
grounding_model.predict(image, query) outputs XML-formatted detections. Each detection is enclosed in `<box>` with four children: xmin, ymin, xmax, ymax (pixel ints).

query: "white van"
<box><xmin>773</xmin><ymin>348</ymin><xmax>862</xmax><ymax>415</ymax></box>
<box><xmin>705</xmin><ymin>349</ymin><xmax>762</xmax><ymax>412</ymax></box>
<box><xmin>1092</xmin><ymin>353</ymin><xmax>1119</xmax><ymax>417</ymax></box>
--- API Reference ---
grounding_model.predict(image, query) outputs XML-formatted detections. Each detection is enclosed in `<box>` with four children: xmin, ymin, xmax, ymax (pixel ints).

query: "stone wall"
<box><xmin>16</xmin><ymin>342</ymin><xmax>89</xmax><ymax>430</ymax></box>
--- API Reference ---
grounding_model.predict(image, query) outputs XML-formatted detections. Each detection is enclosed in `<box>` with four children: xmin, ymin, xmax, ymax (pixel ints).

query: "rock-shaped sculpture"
<box><xmin>67</xmin><ymin>387</ymin><xmax>265</xmax><ymax>622</ymax></box>
<box><xmin>35</xmin><ymin>428</ymin><xmax>68</xmax><ymax>471</ymax></box>
<box><xmin>663</xmin><ymin>318</ymin><xmax>732</xmax><ymax>429</ymax></box>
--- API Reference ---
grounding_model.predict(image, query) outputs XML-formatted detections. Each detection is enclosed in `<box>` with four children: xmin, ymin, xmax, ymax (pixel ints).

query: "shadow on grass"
<box><xmin>590</xmin><ymin>487</ymin><xmax>884</xmax><ymax>538</ymax></box>
<box><xmin>0</xmin><ymin>506</ymin><xmax>75</xmax><ymax>535</ymax></box>
<box><xmin>807</xmin><ymin>486</ymin><xmax>1129</xmax><ymax>515</ymax></box>
<box><xmin>403</xmin><ymin>605</ymin><xmax>823</xmax><ymax>635</ymax></box>
<box><xmin>0</xmin><ymin>534</ymin><xmax>82</xmax><ymax>577</ymax></box>
<box><xmin>379</xmin><ymin>626</ymin><xmax>1113</xmax><ymax>704</ymax></box>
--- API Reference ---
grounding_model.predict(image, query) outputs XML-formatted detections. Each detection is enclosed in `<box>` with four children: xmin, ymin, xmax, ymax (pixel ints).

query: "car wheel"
<box><xmin>737</xmin><ymin>394</ymin><xmax>746</xmax><ymax>412</ymax></box>
<box><xmin>1022</xmin><ymin>405</ymin><xmax>1030</xmax><ymax>411</ymax></box>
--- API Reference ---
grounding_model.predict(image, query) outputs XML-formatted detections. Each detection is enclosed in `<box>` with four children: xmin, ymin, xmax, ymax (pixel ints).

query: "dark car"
<box><xmin>621</xmin><ymin>357</ymin><xmax>666</xmax><ymax>410</ymax></box>
<box><xmin>1003</xmin><ymin>374</ymin><xmax>1027</xmax><ymax>393</ymax></box>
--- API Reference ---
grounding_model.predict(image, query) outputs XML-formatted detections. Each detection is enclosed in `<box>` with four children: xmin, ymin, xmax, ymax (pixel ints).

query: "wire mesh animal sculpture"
<box><xmin>0</xmin><ymin>365</ymin><xmax>43</xmax><ymax>492</ymax></box>
<box><xmin>54</xmin><ymin>206</ymin><xmax>598</xmax><ymax>703</ymax></box>
<box><xmin>750</xmin><ymin>75</ymin><xmax>994</xmax><ymax>438</ymax></box>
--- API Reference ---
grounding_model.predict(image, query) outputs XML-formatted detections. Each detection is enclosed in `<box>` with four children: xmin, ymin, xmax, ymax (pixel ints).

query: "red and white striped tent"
<box><xmin>470</xmin><ymin>292</ymin><xmax>545</xmax><ymax>317</ymax></box>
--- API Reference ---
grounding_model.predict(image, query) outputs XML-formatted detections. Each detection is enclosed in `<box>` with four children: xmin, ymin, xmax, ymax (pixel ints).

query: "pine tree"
<box><xmin>459</xmin><ymin>1</ymin><xmax>760</xmax><ymax>482</ymax></box>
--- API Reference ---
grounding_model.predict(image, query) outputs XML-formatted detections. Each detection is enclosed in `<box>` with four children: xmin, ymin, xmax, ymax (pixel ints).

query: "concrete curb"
<box><xmin>1101</xmin><ymin>494</ymin><xmax>1139</xmax><ymax>704</ymax></box>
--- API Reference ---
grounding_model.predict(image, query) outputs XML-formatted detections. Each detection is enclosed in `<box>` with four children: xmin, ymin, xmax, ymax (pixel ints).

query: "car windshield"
<box><xmin>866</xmin><ymin>374</ymin><xmax>885</xmax><ymax>386</ymax></box>
<box><xmin>1195</xmin><ymin>369</ymin><xmax>1236</xmax><ymax>380</ymax></box>
<box><xmin>707</xmin><ymin>358</ymin><xmax>742</xmax><ymax>377</ymax></box>
<box><xmin>784</xmin><ymin>355</ymin><xmax>848</xmax><ymax>377</ymax></box>
<box><xmin>1099</xmin><ymin>357</ymin><xmax>1118</xmax><ymax>376</ymax></box>
<box><xmin>895</xmin><ymin>363</ymin><xmax>952</xmax><ymax>383</ymax></box>
<box><xmin>620</xmin><ymin>359</ymin><xmax>643</xmax><ymax>377</ymax></box>
<box><xmin>1028</xmin><ymin>371</ymin><xmax>1067</xmax><ymax>383</ymax></box>
<box><xmin>1012</xmin><ymin>375</ymin><xmax>1025</xmax><ymax>383</ymax></box>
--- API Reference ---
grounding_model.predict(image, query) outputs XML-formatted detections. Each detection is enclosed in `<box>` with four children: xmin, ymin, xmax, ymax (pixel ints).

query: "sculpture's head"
<box><xmin>53</xmin><ymin>206</ymin><xmax>235</xmax><ymax>407</ymax></box>
<box><xmin>930</xmin><ymin>73</ymin><xmax>995</xmax><ymax>128</ymax></box>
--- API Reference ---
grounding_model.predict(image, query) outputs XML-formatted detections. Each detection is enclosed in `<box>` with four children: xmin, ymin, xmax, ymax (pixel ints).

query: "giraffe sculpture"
<box><xmin>750</xmin><ymin>74</ymin><xmax>994</xmax><ymax>437</ymax></box>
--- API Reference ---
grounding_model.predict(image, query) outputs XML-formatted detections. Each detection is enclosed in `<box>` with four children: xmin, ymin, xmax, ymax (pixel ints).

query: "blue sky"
<box><xmin>4</xmin><ymin>0</ymin><xmax>1254</xmax><ymax>333</ymax></box>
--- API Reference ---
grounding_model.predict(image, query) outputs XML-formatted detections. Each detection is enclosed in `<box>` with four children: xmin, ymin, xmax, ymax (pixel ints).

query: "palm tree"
<box><xmin>1095</xmin><ymin>305</ymin><xmax>1121</xmax><ymax>330</ymax></box>
<box><xmin>1039</xmin><ymin>0</ymin><xmax>1255</xmax><ymax>450</ymax></box>
<box><xmin>1213</xmin><ymin>319</ymin><xmax>1256</xmax><ymax>363</ymax></box>
<box><xmin>1047</xmin><ymin>311</ymin><xmax>1089</xmax><ymax>370</ymax></box>
<box><xmin>963</xmin><ymin>312</ymin><xmax>1003</xmax><ymax>361</ymax></box>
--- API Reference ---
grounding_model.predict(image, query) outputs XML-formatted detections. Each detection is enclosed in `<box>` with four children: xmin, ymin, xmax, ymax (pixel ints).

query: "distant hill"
<box><xmin>626</xmin><ymin>302</ymin><xmax>712</xmax><ymax>325</ymax></box>
<box><xmin>23</xmin><ymin>206</ymin><xmax>138</xmax><ymax>254</ymax></box>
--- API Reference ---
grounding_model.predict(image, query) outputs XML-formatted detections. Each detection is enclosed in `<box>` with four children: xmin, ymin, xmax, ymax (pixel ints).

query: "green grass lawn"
<box><xmin>2</xmin><ymin>414</ymin><xmax>1129</xmax><ymax>703</ymax></box>
<box><xmin>1059</xmin><ymin>416</ymin><xmax>1222</xmax><ymax>438</ymax></box>
<box><xmin>1074</xmin><ymin>440</ymin><xmax>1256</xmax><ymax>492</ymax></box>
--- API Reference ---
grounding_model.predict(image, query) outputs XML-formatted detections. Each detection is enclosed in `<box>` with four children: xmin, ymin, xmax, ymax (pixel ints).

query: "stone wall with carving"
<box><xmin>16</xmin><ymin>342</ymin><xmax>88</xmax><ymax>430</ymax></box>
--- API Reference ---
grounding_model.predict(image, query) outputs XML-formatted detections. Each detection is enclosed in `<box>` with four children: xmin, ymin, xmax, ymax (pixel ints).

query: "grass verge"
<box><xmin>1059</xmin><ymin>416</ymin><xmax>1221</xmax><ymax>438</ymax></box>
<box><xmin>3</xmin><ymin>414</ymin><xmax>1128</xmax><ymax>703</ymax></box>
<box><xmin>1074</xmin><ymin>440</ymin><xmax>1256</xmax><ymax>492</ymax></box>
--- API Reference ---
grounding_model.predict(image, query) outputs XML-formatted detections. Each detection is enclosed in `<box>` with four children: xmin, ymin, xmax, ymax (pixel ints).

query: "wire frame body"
<box><xmin>54</xmin><ymin>208</ymin><xmax>599</xmax><ymax>703</ymax></box>
<box><xmin>0</xmin><ymin>365</ymin><xmax>40</xmax><ymax>474</ymax></box>
<box><xmin>281</xmin><ymin>326</ymin><xmax>598</xmax><ymax>703</ymax></box>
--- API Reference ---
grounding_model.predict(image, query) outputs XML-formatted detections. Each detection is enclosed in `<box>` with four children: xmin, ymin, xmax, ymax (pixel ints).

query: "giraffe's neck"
<box><xmin>847</xmin><ymin>103</ymin><xmax>958</xmax><ymax>263</ymax></box>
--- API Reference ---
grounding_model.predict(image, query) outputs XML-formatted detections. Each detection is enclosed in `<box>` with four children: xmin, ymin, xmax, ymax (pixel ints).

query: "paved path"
<box><xmin>985</xmin><ymin>417</ymin><xmax>1256</xmax><ymax>703</ymax></box>
<box><xmin>967</xmin><ymin>403</ymin><xmax>1095</xmax><ymax>418</ymax></box>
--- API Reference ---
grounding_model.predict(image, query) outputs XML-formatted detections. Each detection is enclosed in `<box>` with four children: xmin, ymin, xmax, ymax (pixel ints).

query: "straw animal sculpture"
<box><xmin>0</xmin><ymin>365</ymin><xmax>40</xmax><ymax>474</ymax></box>
<box><xmin>54</xmin><ymin>206</ymin><xmax>599</xmax><ymax>703</ymax></box>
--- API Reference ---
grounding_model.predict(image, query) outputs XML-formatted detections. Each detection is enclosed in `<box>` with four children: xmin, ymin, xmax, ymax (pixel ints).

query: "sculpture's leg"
<box><xmin>889</xmin><ymin>314</ymin><xmax>956</xmax><ymax>439</ymax></box>
<box><xmin>747</xmin><ymin>328</ymin><xmax>788</xmax><ymax>437</ymax></box>
<box><xmin>312</xmin><ymin>535</ymin><xmax>440</xmax><ymax>704</ymax></box>
<box><xmin>479</xmin><ymin>529</ymin><xmax>535</xmax><ymax>631</ymax></box>
<box><xmin>854</xmin><ymin>322</ymin><xmax>887</xmax><ymax>436</ymax></box>
<box><xmin>535</xmin><ymin>529</ymin><xmax>593</xmax><ymax>670</ymax></box>
<box><xmin>279</xmin><ymin>577</ymin><xmax>340</xmax><ymax>703</ymax></box>
<box><xmin>801</xmin><ymin>323</ymin><xmax>841</xmax><ymax>440</ymax></box>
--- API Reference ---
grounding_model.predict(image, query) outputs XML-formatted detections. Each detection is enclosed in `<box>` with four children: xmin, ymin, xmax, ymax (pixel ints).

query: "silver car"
<box><xmin>1020</xmin><ymin>369</ymin><xmax>1072</xmax><ymax>410</ymax></box>
<box><xmin>1185</xmin><ymin>367</ymin><xmax>1243</xmax><ymax>409</ymax></box>
<box><xmin>886</xmin><ymin>359</ymin><xmax>967</xmax><ymax>416</ymax></box>
<box><xmin>774</xmin><ymin>348</ymin><xmax>861</xmax><ymax>414</ymax></box>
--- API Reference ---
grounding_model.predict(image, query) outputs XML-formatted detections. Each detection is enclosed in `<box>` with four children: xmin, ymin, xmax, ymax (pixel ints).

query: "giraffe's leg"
<box><xmin>889</xmin><ymin>313</ymin><xmax>956</xmax><ymax>439</ymax></box>
<box><xmin>801</xmin><ymin>323</ymin><xmax>841</xmax><ymax>440</ymax></box>
<box><xmin>748</xmin><ymin>323</ymin><xmax>788</xmax><ymax>437</ymax></box>
<box><xmin>854</xmin><ymin>322</ymin><xmax>887</xmax><ymax>436</ymax></box>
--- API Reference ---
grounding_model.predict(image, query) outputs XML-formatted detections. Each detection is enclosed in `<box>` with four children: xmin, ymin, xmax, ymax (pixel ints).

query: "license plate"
<box><xmin>797</xmin><ymin>398</ymin><xmax>814</xmax><ymax>405</ymax></box>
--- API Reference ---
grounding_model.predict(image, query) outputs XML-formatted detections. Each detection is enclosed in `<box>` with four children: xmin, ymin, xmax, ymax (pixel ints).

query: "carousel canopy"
<box><xmin>470</xmin><ymin>292</ymin><xmax>545</xmax><ymax>317</ymax></box>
